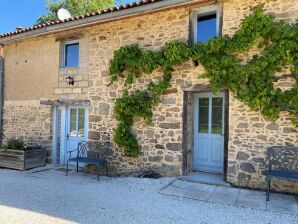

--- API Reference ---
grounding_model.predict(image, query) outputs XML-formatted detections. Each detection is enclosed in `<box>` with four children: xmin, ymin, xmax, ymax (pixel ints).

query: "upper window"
<box><xmin>192</xmin><ymin>5</ymin><xmax>219</xmax><ymax>44</ymax></box>
<box><xmin>197</xmin><ymin>14</ymin><xmax>217</xmax><ymax>43</ymax></box>
<box><xmin>64</xmin><ymin>42</ymin><xmax>79</xmax><ymax>67</ymax></box>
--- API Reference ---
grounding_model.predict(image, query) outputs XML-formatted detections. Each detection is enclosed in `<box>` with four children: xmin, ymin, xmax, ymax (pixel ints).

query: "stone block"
<box><xmin>162</xmin><ymin>88</ymin><xmax>178</xmax><ymax>95</ymax></box>
<box><xmin>165</xmin><ymin>155</ymin><xmax>174</xmax><ymax>162</ymax></box>
<box><xmin>266</xmin><ymin>123</ymin><xmax>279</xmax><ymax>130</ymax></box>
<box><xmin>148</xmin><ymin>155</ymin><xmax>163</xmax><ymax>162</ymax></box>
<box><xmin>98</xmin><ymin>103</ymin><xmax>110</xmax><ymax>115</ymax></box>
<box><xmin>240</xmin><ymin>163</ymin><xmax>256</xmax><ymax>173</ymax></box>
<box><xmin>89</xmin><ymin>115</ymin><xmax>101</xmax><ymax>123</ymax></box>
<box><xmin>155</xmin><ymin>144</ymin><xmax>165</xmax><ymax>149</ymax></box>
<box><xmin>89</xmin><ymin>131</ymin><xmax>101</xmax><ymax>140</ymax></box>
<box><xmin>283</xmin><ymin>127</ymin><xmax>297</xmax><ymax>133</ymax></box>
<box><xmin>166</xmin><ymin>143</ymin><xmax>182</xmax><ymax>151</ymax></box>
<box><xmin>236</xmin><ymin>152</ymin><xmax>249</xmax><ymax>160</ymax></box>
<box><xmin>159</xmin><ymin>122</ymin><xmax>181</xmax><ymax>129</ymax></box>
<box><xmin>161</xmin><ymin>98</ymin><xmax>176</xmax><ymax>104</ymax></box>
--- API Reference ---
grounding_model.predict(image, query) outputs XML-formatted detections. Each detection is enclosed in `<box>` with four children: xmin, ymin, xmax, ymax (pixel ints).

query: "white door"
<box><xmin>66</xmin><ymin>107</ymin><xmax>88</xmax><ymax>160</ymax></box>
<box><xmin>53</xmin><ymin>106</ymin><xmax>88</xmax><ymax>165</ymax></box>
<box><xmin>193</xmin><ymin>92</ymin><xmax>225</xmax><ymax>173</ymax></box>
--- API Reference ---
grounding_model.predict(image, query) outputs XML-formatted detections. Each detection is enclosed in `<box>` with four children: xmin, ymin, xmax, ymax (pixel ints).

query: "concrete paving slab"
<box><xmin>161</xmin><ymin>178</ymin><xmax>297</xmax><ymax>215</ymax></box>
<box><xmin>238</xmin><ymin>189</ymin><xmax>266</xmax><ymax>199</ymax></box>
<box><xmin>190</xmin><ymin>182</ymin><xmax>216</xmax><ymax>193</ymax></box>
<box><xmin>267</xmin><ymin>199</ymin><xmax>298</xmax><ymax>215</ymax></box>
<box><xmin>161</xmin><ymin>185</ymin><xmax>188</xmax><ymax>197</ymax></box>
<box><xmin>213</xmin><ymin>186</ymin><xmax>240</xmax><ymax>196</ymax></box>
<box><xmin>207</xmin><ymin>186</ymin><xmax>240</xmax><ymax>205</ymax></box>
<box><xmin>171</xmin><ymin>179</ymin><xmax>195</xmax><ymax>190</ymax></box>
<box><xmin>236</xmin><ymin>197</ymin><xmax>267</xmax><ymax>210</ymax></box>
<box><xmin>160</xmin><ymin>185</ymin><xmax>178</xmax><ymax>196</ymax></box>
<box><xmin>269</xmin><ymin>193</ymin><xmax>297</xmax><ymax>202</ymax></box>
<box><xmin>184</xmin><ymin>189</ymin><xmax>212</xmax><ymax>201</ymax></box>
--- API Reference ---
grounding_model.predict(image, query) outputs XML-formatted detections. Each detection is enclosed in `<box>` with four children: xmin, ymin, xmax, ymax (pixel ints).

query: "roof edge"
<box><xmin>0</xmin><ymin>0</ymin><xmax>214</xmax><ymax>44</ymax></box>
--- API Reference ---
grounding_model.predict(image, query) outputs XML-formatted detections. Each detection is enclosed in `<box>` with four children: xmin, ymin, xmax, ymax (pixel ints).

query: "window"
<box><xmin>192</xmin><ymin>5</ymin><xmax>219</xmax><ymax>43</ymax></box>
<box><xmin>197</xmin><ymin>14</ymin><xmax>217</xmax><ymax>42</ymax></box>
<box><xmin>64</xmin><ymin>42</ymin><xmax>79</xmax><ymax>67</ymax></box>
<box><xmin>69</xmin><ymin>108</ymin><xmax>86</xmax><ymax>137</ymax></box>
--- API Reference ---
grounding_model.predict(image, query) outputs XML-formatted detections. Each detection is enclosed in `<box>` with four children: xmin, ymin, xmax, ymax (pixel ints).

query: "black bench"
<box><xmin>66</xmin><ymin>141</ymin><xmax>109</xmax><ymax>181</ymax></box>
<box><xmin>266</xmin><ymin>146</ymin><xmax>298</xmax><ymax>201</ymax></box>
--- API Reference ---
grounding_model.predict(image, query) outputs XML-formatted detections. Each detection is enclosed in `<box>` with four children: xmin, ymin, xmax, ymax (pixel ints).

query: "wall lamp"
<box><xmin>65</xmin><ymin>76</ymin><xmax>75</xmax><ymax>86</ymax></box>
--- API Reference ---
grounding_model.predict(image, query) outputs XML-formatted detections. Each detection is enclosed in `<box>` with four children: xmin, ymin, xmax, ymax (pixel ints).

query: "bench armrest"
<box><xmin>67</xmin><ymin>149</ymin><xmax>77</xmax><ymax>160</ymax></box>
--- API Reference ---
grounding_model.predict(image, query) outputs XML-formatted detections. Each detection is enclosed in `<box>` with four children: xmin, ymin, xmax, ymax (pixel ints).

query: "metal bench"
<box><xmin>66</xmin><ymin>141</ymin><xmax>109</xmax><ymax>181</ymax></box>
<box><xmin>266</xmin><ymin>146</ymin><xmax>298</xmax><ymax>201</ymax></box>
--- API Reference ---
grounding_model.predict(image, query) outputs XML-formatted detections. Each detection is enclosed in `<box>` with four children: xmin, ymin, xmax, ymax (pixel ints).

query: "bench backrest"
<box><xmin>267</xmin><ymin>146</ymin><xmax>298</xmax><ymax>173</ymax></box>
<box><xmin>77</xmin><ymin>141</ymin><xmax>108</xmax><ymax>160</ymax></box>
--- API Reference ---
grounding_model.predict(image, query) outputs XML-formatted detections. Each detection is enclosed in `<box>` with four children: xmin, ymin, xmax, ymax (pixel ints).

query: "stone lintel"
<box><xmin>40</xmin><ymin>99</ymin><xmax>90</xmax><ymax>106</ymax></box>
<box><xmin>183</xmin><ymin>84</ymin><xmax>227</xmax><ymax>93</ymax></box>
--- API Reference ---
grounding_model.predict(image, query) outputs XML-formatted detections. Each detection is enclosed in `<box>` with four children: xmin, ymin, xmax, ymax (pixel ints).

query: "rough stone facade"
<box><xmin>222</xmin><ymin>0</ymin><xmax>298</xmax><ymax>193</ymax></box>
<box><xmin>2</xmin><ymin>101</ymin><xmax>53</xmax><ymax>161</ymax></box>
<box><xmin>0</xmin><ymin>0</ymin><xmax>297</xmax><ymax>193</ymax></box>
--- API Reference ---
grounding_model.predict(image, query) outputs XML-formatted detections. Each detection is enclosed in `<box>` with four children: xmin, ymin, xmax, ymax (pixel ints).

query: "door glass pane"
<box><xmin>78</xmin><ymin>109</ymin><xmax>85</xmax><ymax>137</ymax></box>
<box><xmin>212</xmin><ymin>98</ymin><xmax>223</xmax><ymax>134</ymax></box>
<box><xmin>70</xmin><ymin>109</ymin><xmax>77</xmax><ymax>136</ymax></box>
<box><xmin>197</xmin><ymin>14</ymin><xmax>217</xmax><ymax>43</ymax></box>
<box><xmin>199</xmin><ymin>98</ymin><xmax>209</xmax><ymax>133</ymax></box>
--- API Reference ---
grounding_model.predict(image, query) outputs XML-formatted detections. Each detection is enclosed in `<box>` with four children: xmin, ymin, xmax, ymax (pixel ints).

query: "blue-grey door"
<box><xmin>193</xmin><ymin>92</ymin><xmax>225</xmax><ymax>173</ymax></box>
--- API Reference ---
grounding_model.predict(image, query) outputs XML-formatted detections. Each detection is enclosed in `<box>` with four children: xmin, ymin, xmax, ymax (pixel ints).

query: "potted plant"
<box><xmin>0</xmin><ymin>139</ymin><xmax>46</xmax><ymax>170</ymax></box>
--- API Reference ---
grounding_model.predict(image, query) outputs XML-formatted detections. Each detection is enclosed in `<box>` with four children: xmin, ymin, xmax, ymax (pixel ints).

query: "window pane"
<box><xmin>78</xmin><ymin>109</ymin><xmax>85</xmax><ymax>137</ymax></box>
<box><xmin>70</xmin><ymin>109</ymin><xmax>77</xmax><ymax>136</ymax></box>
<box><xmin>197</xmin><ymin>14</ymin><xmax>217</xmax><ymax>43</ymax></box>
<box><xmin>199</xmin><ymin>98</ymin><xmax>209</xmax><ymax>133</ymax></box>
<box><xmin>212</xmin><ymin>98</ymin><xmax>223</xmax><ymax>134</ymax></box>
<box><xmin>65</xmin><ymin>43</ymin><xmax>79</xmax><ymax>67</ymax></box>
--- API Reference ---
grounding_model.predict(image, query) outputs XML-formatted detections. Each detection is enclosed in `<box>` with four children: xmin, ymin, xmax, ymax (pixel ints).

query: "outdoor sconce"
<box><xmin>65</xmin><ymin>76</ymin><xmax>75</xmax><ymax>86</ymax></box>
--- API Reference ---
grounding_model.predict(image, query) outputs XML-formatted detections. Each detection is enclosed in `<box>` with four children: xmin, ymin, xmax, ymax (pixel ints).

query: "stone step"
<box><xmin>178</xmin><ymin>171</ymin><xmax>231</xmax><ymax>187</ymax></box>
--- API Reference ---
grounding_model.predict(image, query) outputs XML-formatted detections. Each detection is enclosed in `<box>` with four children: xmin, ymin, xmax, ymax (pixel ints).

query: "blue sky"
<box><xmin>0</xmin><ymin>0</ymin><xmax>133</xmax><ymax>34</ymax></box>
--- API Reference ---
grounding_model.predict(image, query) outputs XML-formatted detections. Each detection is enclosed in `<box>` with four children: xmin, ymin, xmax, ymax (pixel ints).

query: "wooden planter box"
<box><xmin>0</xmin><ymin>148</ymin><xmax>46</xmax><ymax>170</ymax></box>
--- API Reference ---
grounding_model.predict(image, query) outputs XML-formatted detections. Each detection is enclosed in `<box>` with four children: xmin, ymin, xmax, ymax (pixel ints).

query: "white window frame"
<box><xmin>62</xmin><ymin>40</ymin><xmax>80</xmax><ymax>68</ymax></box>
<box><xmin>191</xmin><ymin>5</ymin><xmax>221</xmax><ymax>44</ymax></box>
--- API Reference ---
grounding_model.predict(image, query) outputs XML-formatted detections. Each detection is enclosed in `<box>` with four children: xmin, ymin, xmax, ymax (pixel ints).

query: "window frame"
<box><xmin>62</xmin><ymin>40</ymin><xmax>80</xmax><ymax>68</ymax></box>
<box><xmin>191</xmin><ymin>5</ymin><xmax>221</xmax><ymax>44</ymax></box>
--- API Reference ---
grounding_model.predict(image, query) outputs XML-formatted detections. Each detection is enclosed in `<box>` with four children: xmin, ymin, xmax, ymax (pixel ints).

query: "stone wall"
<box><xmin>2</xmin><ymin>101</ymin><xmax>53</xmax><ymax>161</ymax></box>
<box><xmin>54</xmin><ymin>30</ymin><xmax>90</xmax><ymax>100</ymax></box>
<box><xmin>222</xmin><ymin>0</ymin><xmax>298</xmax><ymax>192</ymax></box>
<box><xmin>1</xmin><ymin>0</ymin><xmax>297</xmax><ymax>193</ymax></box>
<box><xmin>87</xmin><ymin>0</ymin><xmax>298</xmax><ymax>193</ymax></box>
<box><xmin>87</xmin><ymin>5</ymin><xmax>192</xmax><ymax>176</ymax></box>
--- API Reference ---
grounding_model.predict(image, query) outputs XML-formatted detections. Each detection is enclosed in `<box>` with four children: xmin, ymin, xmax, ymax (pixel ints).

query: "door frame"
<box><xmin>52</xmin><ymin>105</ymin><xmax>89</xmax><ymax>166</ymax></box>
<box><xmin>193</xmin><ymin>92</ymin><xmax>225</xmax><ymax>174</ymax></box>
<box><xmin>182</xmin><ymin>89</ymin><xmax>229</xmax><ymax>179</ymax></box>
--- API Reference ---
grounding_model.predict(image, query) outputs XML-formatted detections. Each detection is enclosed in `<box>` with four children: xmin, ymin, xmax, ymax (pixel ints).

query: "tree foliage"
<box><xmin>36</xmin><ymin>0</ymin><xmax>121</xmax><ymax>24</ymax></box>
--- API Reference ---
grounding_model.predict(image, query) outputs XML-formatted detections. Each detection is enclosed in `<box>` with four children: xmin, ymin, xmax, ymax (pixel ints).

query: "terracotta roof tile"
<box><xmin>0</xmin><ymin>0</ymin><xmax>164</xmax><ymax>39</ymax></box>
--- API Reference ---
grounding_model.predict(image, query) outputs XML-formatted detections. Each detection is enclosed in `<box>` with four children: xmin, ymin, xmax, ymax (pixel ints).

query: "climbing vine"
<box><xmin>108</xmin><ymin>7</ymin><xmax>298</xmax><ymax>157</ymax></box>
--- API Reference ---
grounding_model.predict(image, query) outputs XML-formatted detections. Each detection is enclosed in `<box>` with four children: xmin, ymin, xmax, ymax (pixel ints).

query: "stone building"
<box><xmin>0</xmin><ymin>0</ymin><xmax>297</xmax><ymax>193</ymax></box>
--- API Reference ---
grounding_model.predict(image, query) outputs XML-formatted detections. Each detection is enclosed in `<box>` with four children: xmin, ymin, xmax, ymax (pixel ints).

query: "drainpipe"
<box><xmin>0</xmin><ymin>46</ymin><xmax>4</xmax><ymax>144</ymax></box>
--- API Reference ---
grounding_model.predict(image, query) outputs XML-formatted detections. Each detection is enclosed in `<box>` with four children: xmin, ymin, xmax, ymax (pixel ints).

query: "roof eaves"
<box><xmin>0</xmin><ymin>0</ymin><xmax>198</xmax><ymax>43</ymax></box>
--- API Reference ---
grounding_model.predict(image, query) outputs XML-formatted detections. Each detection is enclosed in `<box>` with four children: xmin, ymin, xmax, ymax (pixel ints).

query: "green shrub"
<box><xmin>5</xmin><ymin>139</ymin><xmax>25</xmax><ymax>150</ymax></box>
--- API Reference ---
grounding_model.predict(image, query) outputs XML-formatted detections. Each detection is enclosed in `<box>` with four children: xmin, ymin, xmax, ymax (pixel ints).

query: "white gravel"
<box><xmin>0</xmin><ymin>168</ymin><xmax>297</xmax><ymax>224</ymax></box>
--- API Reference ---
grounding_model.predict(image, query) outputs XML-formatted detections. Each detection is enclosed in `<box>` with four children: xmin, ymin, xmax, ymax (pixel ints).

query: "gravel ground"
<box><xmin>0</xmin><ymin>168</ymin><xmax>297</xmax><ymax>224</ymax></box>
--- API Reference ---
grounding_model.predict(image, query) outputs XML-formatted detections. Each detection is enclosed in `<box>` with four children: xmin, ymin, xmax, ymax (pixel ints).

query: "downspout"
<box><xmin>0</xmin><ymin>46</ymin><xmax>4</xmax><ymax>144</ymax></box>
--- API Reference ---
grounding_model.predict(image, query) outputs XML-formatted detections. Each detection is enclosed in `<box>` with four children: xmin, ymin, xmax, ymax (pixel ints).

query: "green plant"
<box><xmin>5</xmin><ymin>139</ymin><xmax>25</xmax><ymax>150</ymax></box>
<box><xmin>109</xmin><ymin>6</ymin><xmax>298</xmax><ymax>157</ymax></box>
